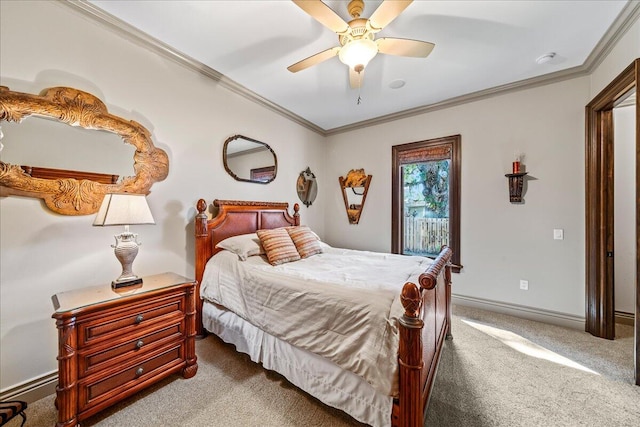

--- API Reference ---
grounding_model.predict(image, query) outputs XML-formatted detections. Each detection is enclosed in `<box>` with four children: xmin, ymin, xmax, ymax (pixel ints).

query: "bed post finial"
<box><xmin>195</xmin><ymin>199</ymin><xmax>208</xmax><ymax>237</ymax></box>
<box><xmin>194</xmin><ymin>199</ymin><xmax>210</xmax><ymax>337</ymax></box>
<box><xmin>293</xmin><ymin>203</ymin><xmax>300</xmax><ymax>226</ymax></box>
<box><xmin>400</xmin><ymin>282</ymin><xmax>422</xmax><ymax>319</ymax></box>
<box><xmin>398</xmin><ymin>281</ymin><xmax>424</xmax><ymax>427</ymax></box>
<box><xmin>196</xmin><ymin>199</ymin><xmax>207</xmax><ymax>214</ymax></box>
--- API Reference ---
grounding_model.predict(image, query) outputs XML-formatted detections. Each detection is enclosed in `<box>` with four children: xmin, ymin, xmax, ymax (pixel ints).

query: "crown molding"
<box><xmin>61</xmin><ymin>0</ymin><xmax>639</xmax><ymax>137</ymax></box>
<box><xmin>59</xmin><ymin>0</ymin><xmax>325</xmax><ymax>135</ymax></box>
<box><xmin>327</xmin><ymin>0</ymin><xmax>640</xmax><ymax>135</ymax></box>
<box><xmin>583</xmin><ymin>0</ymin><xmax>640</xmax><ymax>73</ymax></box>
<box><xmin>325</xmin><ymin>64</ymin><xmax>590</xmax><ymax>135</ymax></box>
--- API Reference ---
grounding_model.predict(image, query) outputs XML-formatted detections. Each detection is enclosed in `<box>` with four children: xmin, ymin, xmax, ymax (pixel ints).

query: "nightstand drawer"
<box><xmin>78</xmin><ymin>320</ymin><xmax>184</xmax><ymax>378</ymax></box>
<box><xmin>78</xmin><ymin>292</ymin><xmax>185</xmax><ymax>347</ymax></box>
<box><xmin>78</xmin><ymin>344</ymin><xmax>184</xmax><ymax>414</ymax></box>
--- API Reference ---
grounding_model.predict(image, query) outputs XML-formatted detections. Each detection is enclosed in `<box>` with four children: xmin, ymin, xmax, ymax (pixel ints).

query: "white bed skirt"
<box><xmin>202</xmin><ymin>301</ymin><xmax>392</xmax><ymax>427</ymax></box>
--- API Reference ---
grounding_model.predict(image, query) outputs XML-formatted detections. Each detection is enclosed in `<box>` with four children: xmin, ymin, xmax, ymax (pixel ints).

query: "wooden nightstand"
<box><xmin>52</xmin><ymin>272</ymin><xmax>198</xmax><ymax>427</ymax></box>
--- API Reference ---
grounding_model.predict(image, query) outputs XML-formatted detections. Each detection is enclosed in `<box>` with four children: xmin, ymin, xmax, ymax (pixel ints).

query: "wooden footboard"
<box><xmin>395</xmin><ymin>246</ymin><xmax>453</xmax><ymax>427</ymax></box>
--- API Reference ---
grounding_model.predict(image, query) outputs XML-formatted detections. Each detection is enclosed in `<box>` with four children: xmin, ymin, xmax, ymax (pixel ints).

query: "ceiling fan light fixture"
<box><xmin>339</xmin><ymin>38</ymin><xmax>378</xmax><ymax>70</ymax></box>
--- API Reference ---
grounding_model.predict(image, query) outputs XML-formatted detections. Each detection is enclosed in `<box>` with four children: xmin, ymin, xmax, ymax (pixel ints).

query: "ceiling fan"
<box><xmin>287</xmin><ymin>0</ymin><xmax>435</xmax><ymax>89</ymax></box>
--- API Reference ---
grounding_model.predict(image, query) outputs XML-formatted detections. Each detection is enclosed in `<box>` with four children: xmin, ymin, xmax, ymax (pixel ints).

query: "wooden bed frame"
<box><xmin>194</xmin><ymin>199</ymin><xmax>453</xmax><ymax>427</ymax></box>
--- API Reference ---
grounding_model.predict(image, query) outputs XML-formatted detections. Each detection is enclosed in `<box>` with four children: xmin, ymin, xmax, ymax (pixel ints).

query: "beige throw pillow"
<box><xmin>216</xmin><ymin>233</ymin><xmax>264</xmax><ymax>260</ymax></box>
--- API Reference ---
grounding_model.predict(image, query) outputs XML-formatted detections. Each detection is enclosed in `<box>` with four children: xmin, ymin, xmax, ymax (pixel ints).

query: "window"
<box><xmin>392</xmin><ymin>135</ymin><xmax>461</xmax><ymax>271</ymax></box>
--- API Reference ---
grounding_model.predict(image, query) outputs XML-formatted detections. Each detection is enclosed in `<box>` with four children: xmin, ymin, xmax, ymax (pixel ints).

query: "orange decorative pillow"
<box><xmin>256</xmin><ymin>228</ymin><xmax>301</xmax><ymax>266</ymax></box>
<box><xmin>287</xmin><ymin>226</ymin><xmax>323</xmax><ymax>259</ymax></box>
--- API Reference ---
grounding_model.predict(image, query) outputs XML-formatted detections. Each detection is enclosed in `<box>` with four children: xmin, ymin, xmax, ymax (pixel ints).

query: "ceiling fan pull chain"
<box><xmin>357</xmin><ymin>69</ymin><xmax>363</xmax><ymax>105</ymax></box>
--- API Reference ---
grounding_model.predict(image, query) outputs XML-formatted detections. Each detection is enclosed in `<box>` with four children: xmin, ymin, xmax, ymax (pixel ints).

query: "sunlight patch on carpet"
<box><xmin>462</xmin><ymin>319</ymin><xmax>599</xmax><ymax>375</ymax></box>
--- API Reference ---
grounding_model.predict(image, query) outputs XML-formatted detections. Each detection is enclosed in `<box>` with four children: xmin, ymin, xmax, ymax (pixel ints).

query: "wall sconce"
<box><xmin>296</xmin><ymin>167</ymin><xmax>318</xmax><ymax>207</ymax></box>
<box><xmin>339</xmin><ymin>168</ymin><xmax>372</xmax><ymax>224</ymax></box>
<box><xmin>505</xmin><ymin>156</ymin><xmax>528</xmax><ymax>203</ymax></box>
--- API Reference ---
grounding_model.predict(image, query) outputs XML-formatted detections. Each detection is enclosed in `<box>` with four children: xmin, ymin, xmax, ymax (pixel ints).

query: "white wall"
<box><xmin>325</xmin><ymin>78</ymin><xmax>590</xmax><ymax>316</ymax></box>
<box><xmin>614</xmin><ymin>103</ymin><xmax>636</xmax><ymax>314</ymax></box>
<box><xmin>0</xmin><ymin>1</ymin><xmax>325</xmax><ymax>393</ymax></box>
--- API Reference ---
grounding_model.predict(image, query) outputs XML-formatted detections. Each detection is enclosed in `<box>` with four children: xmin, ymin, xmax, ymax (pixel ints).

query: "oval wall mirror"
<box><xmin>0</xmin><ymin>86</ymin><xmax>169</xmax><ymax>215</ymax></box>
<box><xmin>296</xmin><ymin>167</ymin><xmax>317</xmax><ymax>207</ymax></box>
<box><xmin>223</xmin><ymin>135</ymin><xmax>277</xmax><ymax>184</ymax></box>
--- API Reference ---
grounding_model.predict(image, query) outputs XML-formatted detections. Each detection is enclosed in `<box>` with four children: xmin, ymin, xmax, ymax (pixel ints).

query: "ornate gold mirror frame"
<box><xmin>339</xmin><ymin>168</ymin><xmax>372</xmax><ymax>224</ymax></box>
<box><xmin>0</xmin><ymin>86</ymin><xmax>169</xmax><ymax>215</ymax></box>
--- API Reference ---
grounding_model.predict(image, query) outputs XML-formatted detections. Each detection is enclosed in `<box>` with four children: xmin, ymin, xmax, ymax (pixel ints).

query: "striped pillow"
<box><xmin>257</xmin><ymin>228</ymin><xmax>301</xmax><ymax>266</ymax></box>
<box><xmin>287</xmin><ymin>226</ymin><xmax>323</xmax><ymax>259</ymax></box>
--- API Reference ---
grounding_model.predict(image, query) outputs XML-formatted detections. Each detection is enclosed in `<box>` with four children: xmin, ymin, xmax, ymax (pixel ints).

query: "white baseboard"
<box><xmin>0</xmin><ymin>371</ymin><xmax>57</xmax><ymax>404</ymax></box>
<box><xmin>452</xmin><ymin>294</ymin><xmax>586</xmax><ymax>330</ymax></box>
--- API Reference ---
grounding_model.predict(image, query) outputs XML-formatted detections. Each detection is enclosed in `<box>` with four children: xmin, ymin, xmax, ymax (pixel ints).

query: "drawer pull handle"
<box><xmin>136</xmin><ymin>340</ymin><xmax>144</xmax><ymax>349</ymax></box>
<box><xmin>135</xmin><ymin>367</ymin><xmax>144</xmax><ymax>376</ymax></box>
<box><xmin>134</xmin><ymin>314</ymin><xmax>144</xmax><ymax>324</ymax></box>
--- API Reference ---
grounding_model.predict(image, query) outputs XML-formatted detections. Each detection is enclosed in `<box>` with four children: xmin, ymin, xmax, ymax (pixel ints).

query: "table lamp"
<box><xmin>93</xmin><ymin>193</ymin><xmax>155</xmax><ymax>288</ymax></box>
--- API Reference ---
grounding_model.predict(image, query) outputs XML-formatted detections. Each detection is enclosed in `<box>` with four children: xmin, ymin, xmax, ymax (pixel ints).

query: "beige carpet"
<box><xmin>9</xmin><ymin>305</ymin><xmax>640</xmax><ymax>426</ymax></box>
<box><xmin>427</xmin><ymin>305</ymin><xmax>639</xmax><ymax>426</ymax></box>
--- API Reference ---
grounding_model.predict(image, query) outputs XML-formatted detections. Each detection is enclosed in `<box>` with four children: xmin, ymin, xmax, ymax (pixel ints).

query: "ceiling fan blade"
<box><xmin>292</xmin><ymin>0</ymin><xmax>350</xmax><ymax>34</ymax></box>
<box><xmin>349</xmin><ymin>67</ymin><xmax>364</xmax><ymax>89</ymax></box>
<box><xmin>287</xmin><ymin>46</ymin><xmax>341</xmax><ymax>73</ymax></box>
<box><xmin>377</xmin><ymin>38</ymin><xmax>434</xmax><ymax>57</ymax></box>
<box><xmin>368</xmin><ymin>0</ymin><xmax>413</xmax><ymax>31</ymax></box>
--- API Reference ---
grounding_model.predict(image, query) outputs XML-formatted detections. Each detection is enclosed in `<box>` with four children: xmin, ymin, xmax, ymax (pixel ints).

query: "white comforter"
<box><xmin>200</xmin><ymin>244</ymin><xmax>433</xmax><ymax>396</ymax></box>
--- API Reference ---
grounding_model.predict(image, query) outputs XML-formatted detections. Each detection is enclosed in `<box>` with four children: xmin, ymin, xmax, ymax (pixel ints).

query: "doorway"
<box><xmin>584</xmin><ymin>58</ymin><xmax>639</xmax><ymax>385</ymax></box>
<box><xmin>614</xmin><ymin>97</ymin><xmax>636</xmax><ymax>331</ymax></box>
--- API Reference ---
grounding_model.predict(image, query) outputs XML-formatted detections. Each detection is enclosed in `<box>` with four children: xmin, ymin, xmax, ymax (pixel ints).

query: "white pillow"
<box><xmin>216</xmin><ymin>233</ymin><xmax>264</xmax><ymax>261</ymax></box>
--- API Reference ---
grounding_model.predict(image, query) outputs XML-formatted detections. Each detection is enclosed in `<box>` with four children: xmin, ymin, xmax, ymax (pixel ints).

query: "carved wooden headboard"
<box><xmin>193</xmin><ymin>199</ymin><xmax>300</xmax><ymax>335</ymax></box>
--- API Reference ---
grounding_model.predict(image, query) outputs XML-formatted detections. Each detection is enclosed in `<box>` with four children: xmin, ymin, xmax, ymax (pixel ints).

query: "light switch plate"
<box><xmin>553</xmin><ymin>229</ymin><xmax>564</xmax><ymax>240</ymax></box>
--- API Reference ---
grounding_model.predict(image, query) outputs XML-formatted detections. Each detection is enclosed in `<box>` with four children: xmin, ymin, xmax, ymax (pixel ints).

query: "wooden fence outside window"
<box><xmin>403</xmin><ymin>217</ymin><xmax>449</xmax><ymax>256</ymax></box>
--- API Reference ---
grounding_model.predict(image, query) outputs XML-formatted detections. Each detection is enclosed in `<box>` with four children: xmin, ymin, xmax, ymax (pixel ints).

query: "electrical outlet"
<box><xmin>520</xmin><ymin>280</ymin><xmax>529</xmax><ymax>290</ymax></box>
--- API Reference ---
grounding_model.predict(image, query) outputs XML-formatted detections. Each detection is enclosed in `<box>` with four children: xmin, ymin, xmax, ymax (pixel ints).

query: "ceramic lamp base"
<box><xmin>112</xmin><ymin>231</ymin><xmax>142</xmax><ymax>288</ymax></box>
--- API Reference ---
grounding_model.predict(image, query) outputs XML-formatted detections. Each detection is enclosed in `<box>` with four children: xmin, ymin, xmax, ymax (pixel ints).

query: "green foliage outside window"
<box><xmin>403</xmin><ymin>160</ymin><xmax>450</xmax><ymax>218</ymax></box>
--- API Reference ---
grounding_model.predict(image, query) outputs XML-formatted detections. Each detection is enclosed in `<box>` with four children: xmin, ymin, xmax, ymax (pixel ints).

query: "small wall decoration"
<box><xmin>296</xmin><ymin>167</ymin><xmax>318</xmax><ymax>207</ymax></box>
<box><xmin>339</xmin><ymin>168</ymin><xmax>372</xmax><ymax>224</ymax></box>
<box><xmin>505</xmin><ymin>155</ymin><xmax>528</xmax><ymax>203</ymax></box>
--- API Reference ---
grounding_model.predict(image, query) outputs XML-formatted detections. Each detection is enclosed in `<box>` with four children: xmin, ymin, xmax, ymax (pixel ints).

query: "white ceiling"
<box><xmin>86</xmin><ymin>0</ymin><xmax>632</xmax><ymax>133</ymax></box>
